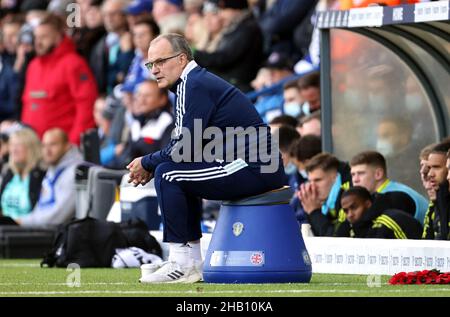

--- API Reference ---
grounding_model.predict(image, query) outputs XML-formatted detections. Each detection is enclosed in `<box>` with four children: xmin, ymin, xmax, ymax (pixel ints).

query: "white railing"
<box><xmin>151</xmin><ymin>231</ymin><xmax>450</xmax><ymax>275</ymax></box>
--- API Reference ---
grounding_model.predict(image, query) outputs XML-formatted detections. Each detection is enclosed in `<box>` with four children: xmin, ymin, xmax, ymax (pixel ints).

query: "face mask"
<box><xmin>376</xmin><ymin>139</ymin><xmax>395</xmax><ymax>157</ymax></box>
<box><xmin>283</xmin><ymin>102</ymin><xmax>301</xmax><ymax>117</ymax></box>
<box><xmin>284</xmin><ymin>162</ymin><xmax>297</xmax><ymax>175</ymax></box>
<box><xmin>301</xmin><ymin>102</ymin><xmax>311</xmax><ymax>116</ymax></box>
<box><xmin>405</xmin><ymin>93</ymin><xmax>423</xmax><ymax>112</ymax></box>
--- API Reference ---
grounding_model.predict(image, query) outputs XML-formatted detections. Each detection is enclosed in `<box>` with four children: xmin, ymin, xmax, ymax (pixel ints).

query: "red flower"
<box><xmin>389</xmin><ymin>269</ymin><xmax>450</xmax><ymax>285</ymax></box>
<box><xmin>389</xmin><ymin>272</ymin><xmax>407</xmax><ymax>285</ymax></box>
<box><xmin>440</xmin><ymin>274</ymin><xmax>450</xmax><ymax>284</ymax></box>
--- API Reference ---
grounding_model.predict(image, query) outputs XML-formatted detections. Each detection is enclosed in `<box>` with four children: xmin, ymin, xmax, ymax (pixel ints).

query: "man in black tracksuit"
<box><xmin>337</xmin><ymin>186</ymin><xmax>422</xmax><ymax>239</ymax></box>
<box><xmin>422</xmin><ymin>142</ymin><xmax>450</xmax><ymax>240</ymax></box>
<box><xmin>297</xmin><ymin>153</ymin><xmax>352</xmax><ymax>237</ymax></box>
<box><xmin>423</xmin><ymin>180</ymin><xmax>450</xmax><ymax>240</ymax></box>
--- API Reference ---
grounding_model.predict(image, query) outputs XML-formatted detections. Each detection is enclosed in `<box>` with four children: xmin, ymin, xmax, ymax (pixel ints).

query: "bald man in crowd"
<box><xmin>16</xmin><ymin>128</ymin><xmax>82</xmax><ymax>228</ymax></box>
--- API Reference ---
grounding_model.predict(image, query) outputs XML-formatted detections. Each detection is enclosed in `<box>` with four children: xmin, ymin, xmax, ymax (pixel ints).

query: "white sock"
<box><xmin>168</xmin><ymin>243</ymin><xmax>191</xmax><ymax>267</ymax></box>
<box><xmin>168</xmin><ymin>242</ymin><xmax>202</xmax><ymax>267</ymax></box>
<box><xmin>186</xmin><ymin>241</ymin><xmax>202</xmax><ymax>263</ymax></box>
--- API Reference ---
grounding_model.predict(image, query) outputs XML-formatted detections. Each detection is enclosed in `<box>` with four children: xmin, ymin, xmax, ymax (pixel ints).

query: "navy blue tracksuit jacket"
<box><xmin>141</xmin><ymin>61</ymin><xmax>287</xmax><ymax>243</ymax></box>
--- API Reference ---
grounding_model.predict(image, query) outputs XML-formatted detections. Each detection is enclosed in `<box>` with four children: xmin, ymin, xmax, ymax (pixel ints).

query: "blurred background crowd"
<box><xmin>0</xmin><ymin>0</ymin><xmax>449</xmax><ymax>241</ymax></box>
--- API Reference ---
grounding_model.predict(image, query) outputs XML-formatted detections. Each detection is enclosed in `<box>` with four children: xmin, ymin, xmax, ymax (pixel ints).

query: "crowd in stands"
<box><xmin>0</xmin><ymin>0</ymin><xmax>448</xmax><ymax>242</ymax></box>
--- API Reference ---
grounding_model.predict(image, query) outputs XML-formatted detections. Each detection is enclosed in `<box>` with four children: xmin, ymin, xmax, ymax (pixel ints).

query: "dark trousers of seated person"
<box><xmin>0</xmin><ymin>216</ymin><xmax>18</xmax><ymax>225</ymax></box>
<box><xmin>154</xmin><ymin>160</ymin><xmax>287</xmax><ymax>244</ymax></box>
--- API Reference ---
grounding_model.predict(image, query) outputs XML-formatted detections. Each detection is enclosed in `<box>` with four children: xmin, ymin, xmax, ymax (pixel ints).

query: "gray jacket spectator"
<box><xmin>18</xmin><ymin>129</ymin><xmax>83</xmax><ymax>228</ymax></box>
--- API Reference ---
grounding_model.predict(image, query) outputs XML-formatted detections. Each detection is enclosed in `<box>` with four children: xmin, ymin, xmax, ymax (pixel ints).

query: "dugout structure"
<box><xmin>318</xmin><ymin>1</ymin><xmax>450</xmax><ymax>192</ymax></box>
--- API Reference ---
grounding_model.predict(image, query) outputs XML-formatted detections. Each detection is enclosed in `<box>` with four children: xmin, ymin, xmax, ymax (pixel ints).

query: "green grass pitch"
<box><xmin>1</xmin><ymin>259</ymin><xmax>449</xmax><ymax>297</ymax></box>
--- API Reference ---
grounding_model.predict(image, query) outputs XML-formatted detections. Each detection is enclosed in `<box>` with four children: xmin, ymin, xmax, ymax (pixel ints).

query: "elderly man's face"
<box><xmin>147</xmin><ymin>38</ymin><xmax>185</xmax><ymax>89</ymax></box>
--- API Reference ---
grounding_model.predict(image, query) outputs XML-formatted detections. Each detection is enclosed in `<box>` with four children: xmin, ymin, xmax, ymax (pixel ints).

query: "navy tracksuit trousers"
<box><xmin>154</xmin><ymin>159</ymin><xmax>287</xmax><ymax>243</ymax></box>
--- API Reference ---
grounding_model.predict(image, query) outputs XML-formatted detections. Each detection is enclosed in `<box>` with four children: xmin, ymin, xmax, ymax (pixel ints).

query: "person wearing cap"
<box><xmin>124</xmin><ymin>0</ymin><xmax>153</xmax><ymax>28</ymax></box>
<box><xmin>152</xmin><ymin>0</ymin><xmax>188</xmax><ymax>34</ymax></box>
<box><xmin>194</xmin><ymin>0</ymin><xmax>263</xmax><ymax>92</ymax></box>
<box><xmin>254</xmin><ymin>52</ymin><xmax>298</xmax><ymax>123</ymax></box>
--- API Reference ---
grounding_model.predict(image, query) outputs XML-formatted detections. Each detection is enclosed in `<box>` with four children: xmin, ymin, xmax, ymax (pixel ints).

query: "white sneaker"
<box><xmin>139</xmin><ymin>260</ymin><xmax>203</xmax><ymax>284</ymax></box>
<box><xmin>140</xmin><ymin>262</ymin><xmax>163</xmax><ymax>280</ymax></box>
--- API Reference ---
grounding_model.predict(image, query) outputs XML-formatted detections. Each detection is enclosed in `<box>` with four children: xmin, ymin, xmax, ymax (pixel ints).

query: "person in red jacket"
<box><xmin>21</xmin><ymin>13</ymin><xmax>98</xmax><ymax>145</ymax></box>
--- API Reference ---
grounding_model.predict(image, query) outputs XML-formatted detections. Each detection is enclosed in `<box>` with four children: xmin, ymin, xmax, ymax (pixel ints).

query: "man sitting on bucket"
<box><xmin>127</xmin><ymin>33</ymin><xmax>287</xmax><ymax>283</ymax></box>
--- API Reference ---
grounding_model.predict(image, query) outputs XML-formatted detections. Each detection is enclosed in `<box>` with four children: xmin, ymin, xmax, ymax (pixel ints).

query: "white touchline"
<box><xmin>0</xmin><ymin>282</ymin><xmax>377</xmax><ymax>286</ymax></box>
<box><xmin>1</xmin><ymin>289</ymin><xmax>450</xmax><ymax>295</ymax></box>
<box><xmin>0</xmin><ymin>264</ymin><xmax>40</xmax><ymax>267</ymax></box>
<box><xmin>0</xmin><ymin>282</ymin><xmax>137</xmax><ymax>286</ymax></box>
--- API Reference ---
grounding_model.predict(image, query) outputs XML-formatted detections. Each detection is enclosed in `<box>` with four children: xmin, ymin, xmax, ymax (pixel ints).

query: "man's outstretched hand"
<box><xmin>127</xmin><ymin>157</ymin><xmax>153</xmax><ymax>187</ymax></box>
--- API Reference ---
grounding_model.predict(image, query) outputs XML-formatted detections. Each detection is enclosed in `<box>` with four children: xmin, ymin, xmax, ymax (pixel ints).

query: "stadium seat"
<box><xmin>203</xmin><ymin>186</ymin><xmax>312</xmax><ymax>283</ymax></box>
<box><xmin>75</xmin><ymin>164</ymin><xmax>127</xmax><ymax>220</ymax></box>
